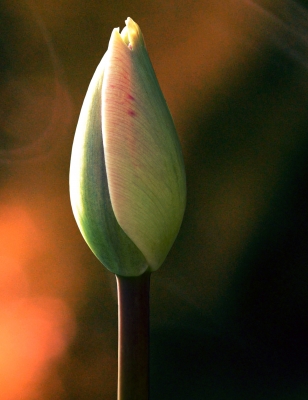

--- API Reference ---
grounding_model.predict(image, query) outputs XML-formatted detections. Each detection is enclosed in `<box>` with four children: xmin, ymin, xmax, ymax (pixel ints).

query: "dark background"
<box><xmin>1</xmin><ymin>0</ymin><xmax>308</xmax><ymax>398</ymax></box>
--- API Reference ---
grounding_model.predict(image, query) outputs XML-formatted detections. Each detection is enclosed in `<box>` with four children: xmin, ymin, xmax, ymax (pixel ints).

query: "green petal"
<box><xmin>102</xmin><ymin>18</ymin><xmax>186</xmax><ymax>270</ymax></box>
<box><xmin>69</xmin><ymin>53</ymin><xmax>148</xmax><ymax>276</ymax></box>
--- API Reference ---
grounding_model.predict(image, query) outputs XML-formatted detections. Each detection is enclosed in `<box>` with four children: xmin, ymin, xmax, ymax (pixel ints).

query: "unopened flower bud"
<box><xmin>69</xmin><ymin>18</ymin><xmax>186</xmax><ymax>276</ymax></box>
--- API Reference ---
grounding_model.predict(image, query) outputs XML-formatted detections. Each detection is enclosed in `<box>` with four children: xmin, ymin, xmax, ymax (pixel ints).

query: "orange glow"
<box><xmin>0</xmin><ymin>298</ymin><xmax>74</xmax><ymax>400</ymax></box>
<box><xmin>0</xmin><ymin>205</ymin><xmax>42</xmax><ymax>263</ymax></box>
<box><xmin>0</xmin><ymin>204</ymin><xmax>75</xmax><ymax>399</ymax></box>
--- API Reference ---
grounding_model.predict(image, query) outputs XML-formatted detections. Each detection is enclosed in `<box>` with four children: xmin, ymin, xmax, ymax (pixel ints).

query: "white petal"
<box><xmin>102</xmin><ymin>19</ymin><xmax>186</xmax><ymax>270</ymax></box>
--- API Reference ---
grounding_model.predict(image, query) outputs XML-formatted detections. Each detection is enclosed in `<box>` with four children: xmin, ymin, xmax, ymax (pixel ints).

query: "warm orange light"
<box><xmin>0</xmin><ymin>205</ymin><xmax>75</xmax><ymax>399</ymax></box>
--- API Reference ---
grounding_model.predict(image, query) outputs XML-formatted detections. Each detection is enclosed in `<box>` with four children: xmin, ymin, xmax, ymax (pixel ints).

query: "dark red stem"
<box><xmin>116</xmin><ymin>272</ymin><xmax>151</xmax><ymax>400</ymax></box>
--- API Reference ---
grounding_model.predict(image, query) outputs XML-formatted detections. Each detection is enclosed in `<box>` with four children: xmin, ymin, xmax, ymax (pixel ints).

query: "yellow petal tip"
<box><xmin>123</xmin><ymin>17</ymin><xmax>144</xmax><ymax>50</ymax></box>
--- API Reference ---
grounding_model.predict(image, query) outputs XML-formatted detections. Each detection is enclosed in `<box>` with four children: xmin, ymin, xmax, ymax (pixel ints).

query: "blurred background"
<box><xmin>1</xmin><ymin>0</ymin><xmax>308</xmax><ymax>398</ymax></box>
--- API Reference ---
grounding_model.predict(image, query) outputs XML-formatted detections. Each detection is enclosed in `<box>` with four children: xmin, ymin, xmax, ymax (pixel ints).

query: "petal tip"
<box><xmin>124</xmin><ymin>17</ymin><xmax>144</xmax><ymax>50</ymax></box>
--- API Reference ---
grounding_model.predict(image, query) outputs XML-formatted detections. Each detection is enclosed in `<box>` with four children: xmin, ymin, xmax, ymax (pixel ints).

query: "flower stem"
<box><xmin>116</xmin><ymin>271</ymin><xmax>151</xmax><ymax>400</ymax></box>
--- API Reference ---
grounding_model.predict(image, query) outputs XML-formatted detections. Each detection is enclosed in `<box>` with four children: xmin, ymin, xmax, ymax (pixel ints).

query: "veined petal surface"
<box><xmin>102</xmin><ymin>18</ymin><xmax>186</xmax><ymax>270</ymax></box>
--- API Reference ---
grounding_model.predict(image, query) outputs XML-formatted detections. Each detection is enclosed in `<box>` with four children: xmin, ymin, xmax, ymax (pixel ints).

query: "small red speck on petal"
<box><xmin>128</xmin><ymin>110</ymin><xmax>136</xmax><ymax>117</ymax></box>
<box><xmin>127</xmin><ymin>94</ymin><xmax>135</xmax><ymax>101</ymax></box>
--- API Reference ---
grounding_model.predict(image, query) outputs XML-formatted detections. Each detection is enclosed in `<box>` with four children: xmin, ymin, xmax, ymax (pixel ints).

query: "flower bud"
<box><xmin>69</xmin><ymin>18</ymin><xmax>186</xmax><ymax>276</ymax></box>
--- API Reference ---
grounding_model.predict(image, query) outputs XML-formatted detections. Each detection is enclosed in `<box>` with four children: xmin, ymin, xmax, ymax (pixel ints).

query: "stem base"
<box><xmin>116</xmin><ymin>272</ymin><xmax>151</xmax><ymax>400</ymax></box>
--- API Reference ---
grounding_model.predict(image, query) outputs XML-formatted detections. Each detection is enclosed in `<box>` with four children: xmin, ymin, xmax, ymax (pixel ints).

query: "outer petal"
<box><xmin>102</xmin><ymin>18</ymin><xmax>186</xmax><ymax>270</ymax></box>
<box><xmin>69</xmin><ymin>53</ymin><xmax>148</xmax><ymax>276</ymax></box>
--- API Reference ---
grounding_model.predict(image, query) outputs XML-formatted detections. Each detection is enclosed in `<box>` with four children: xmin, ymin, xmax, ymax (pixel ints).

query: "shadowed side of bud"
<box><xmin>69</xmin><ymin>55</ymin><xmax>148</xmax><ymax>277</ymax></box>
